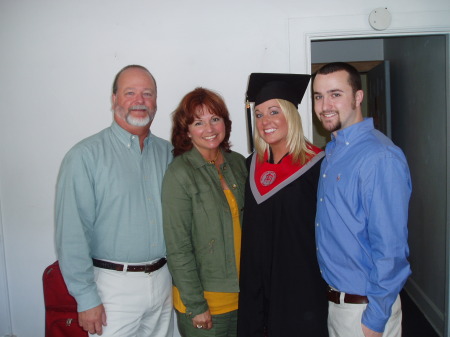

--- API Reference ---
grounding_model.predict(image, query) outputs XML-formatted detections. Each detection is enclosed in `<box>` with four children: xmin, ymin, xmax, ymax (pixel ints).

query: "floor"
<box><xmin>402</xmin><ymin>290</ymin><xmax>439</xmax><ymax>337</ymax></box>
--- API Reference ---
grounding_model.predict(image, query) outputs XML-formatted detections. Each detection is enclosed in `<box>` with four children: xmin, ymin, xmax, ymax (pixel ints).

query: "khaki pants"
<box><xmin>328</xmin><ymin>295</ymin><xmax>402</xmax><ymax>337</ymax></box>
<box><xmin>90</xmin><ymin>263</ymin><xmax>174</xmax><ymax>337</ymax></box>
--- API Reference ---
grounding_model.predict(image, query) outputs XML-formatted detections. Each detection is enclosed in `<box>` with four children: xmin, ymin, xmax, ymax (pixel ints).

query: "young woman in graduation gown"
<box><xmin>237</xmin><ymin>73</ymin><xmax>329</xmax><ymax>337</ymax></box>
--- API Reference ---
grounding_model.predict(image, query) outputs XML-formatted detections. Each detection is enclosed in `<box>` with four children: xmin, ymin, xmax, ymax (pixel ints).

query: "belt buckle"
<box><xmin>328</xmin><ymin>287</ymin><xmax>340</xmax><ymax>304</ymax></box>
<box><xmin>144</xmin><ymin>263</ymin><xmax>153</xmax><ymax>274</ymax></box>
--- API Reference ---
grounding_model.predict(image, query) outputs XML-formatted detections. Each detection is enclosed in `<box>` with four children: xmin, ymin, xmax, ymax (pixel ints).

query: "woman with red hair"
<box><xmin>162</xmin><ymin>87</ymin><xmax>247</xmax><ymax>337</ymax></box>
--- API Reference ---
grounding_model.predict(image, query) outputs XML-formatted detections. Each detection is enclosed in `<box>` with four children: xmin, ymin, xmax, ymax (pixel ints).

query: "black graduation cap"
<box><xmin>246</xmin><ymin>73</ymin><xmax>311</xmax><ymax>106</ymax></box>
<box><xmin>245</xmin><ymin>73</ymin><xmax>311</xmax><ymax>152</ymax></box>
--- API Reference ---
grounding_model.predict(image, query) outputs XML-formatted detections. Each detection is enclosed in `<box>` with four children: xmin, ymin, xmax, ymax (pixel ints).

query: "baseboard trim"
<box><xmin>404</xmin><ymin>279</ymin><xmax>445</xmax><ymax>337</ymax></box>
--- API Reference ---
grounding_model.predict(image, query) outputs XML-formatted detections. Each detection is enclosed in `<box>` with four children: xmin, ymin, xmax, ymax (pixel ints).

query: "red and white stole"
<box><xmin>249</xmin><ymin>147</ymin><xmax>324</xmax><ymax>204</ymax></box>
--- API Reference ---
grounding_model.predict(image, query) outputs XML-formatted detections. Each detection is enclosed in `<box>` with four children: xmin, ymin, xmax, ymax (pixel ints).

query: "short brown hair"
<box><xmin>171</xmin><ymin>88</ymin><xmax>232</xmax><ymax>157</ymax></box>
<box><xmin>315</xmin><ymin>62</ymin><xmax>361</xmax><ymax>94</ymax></box>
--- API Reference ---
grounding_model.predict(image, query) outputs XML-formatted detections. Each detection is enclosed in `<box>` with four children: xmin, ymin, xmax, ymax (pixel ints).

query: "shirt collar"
<box><xmin>111</xmin><ymin>121</ymin><xmax>151</xmax><ymax>148</ymax></box>
<box><xmin>331</xmin><ymin>118</ymin><xmax>374</xmax><ymax>146</ymax></box>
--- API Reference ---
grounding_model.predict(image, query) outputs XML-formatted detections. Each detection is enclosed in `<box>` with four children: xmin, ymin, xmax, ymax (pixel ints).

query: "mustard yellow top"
<box><xmin>173</xmin><ymin>187</ymin><xmax>241</xmax><ymax>315</ymax></box>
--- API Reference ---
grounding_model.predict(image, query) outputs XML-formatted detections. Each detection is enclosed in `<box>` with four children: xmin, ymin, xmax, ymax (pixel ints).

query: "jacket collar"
<box><xmin>183</xmin><ymin>146</ymin><xmax>228</xmax><ymax>169</ymax></box>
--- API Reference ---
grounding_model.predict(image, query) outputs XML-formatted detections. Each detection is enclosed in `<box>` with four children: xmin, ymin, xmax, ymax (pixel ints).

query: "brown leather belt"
<box><xmin>327</xmin><ymin>287</ymin><xmax>369</xmax><ymax>304</ymax></box>
<box><xmin>92</xmin><ymin>258</ymin><xmax>167</xmax><ymax>273</ymax></box>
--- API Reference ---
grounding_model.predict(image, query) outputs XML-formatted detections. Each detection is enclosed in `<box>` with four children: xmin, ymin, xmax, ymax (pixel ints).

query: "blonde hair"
<box><xmin>254</xmin><ymin>99</ymin><xmax>314</xmax><ymax>164</ymax></box>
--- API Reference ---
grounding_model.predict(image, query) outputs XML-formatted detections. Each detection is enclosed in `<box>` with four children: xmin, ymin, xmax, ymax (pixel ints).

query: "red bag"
<box><xmin>43</xmin><ymin>261</ymin><xmax>88</xmax><ymax>337</ymax></box>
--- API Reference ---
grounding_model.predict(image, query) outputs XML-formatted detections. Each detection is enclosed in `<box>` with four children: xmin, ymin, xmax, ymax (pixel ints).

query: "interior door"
<box><xmin>367</xmin><ymin>61</ymin><xmax>391</xmax><ymax>138</ymax></box>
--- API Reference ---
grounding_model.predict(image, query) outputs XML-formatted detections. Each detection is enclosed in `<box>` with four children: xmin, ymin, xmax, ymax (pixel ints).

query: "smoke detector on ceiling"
<box><xmin>369</xmin><ymin>7</ymin><xmax>391</xmax><ymax>31</ymax></box>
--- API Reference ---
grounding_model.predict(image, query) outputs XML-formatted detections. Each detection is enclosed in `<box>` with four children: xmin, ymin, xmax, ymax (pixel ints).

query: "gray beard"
<box><xmin>126</xmin><ymin>114</ymin><xmax>151</xmax><ymax>127</ymax></box>
<box><xmin>123</xmin><ymin>105</ymin><xmax>155</xmax><ymax>127</ymax></box>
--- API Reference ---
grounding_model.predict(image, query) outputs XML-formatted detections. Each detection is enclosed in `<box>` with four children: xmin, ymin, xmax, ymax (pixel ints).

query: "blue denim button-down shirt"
<box><xmin>315</xmin><ymin>118</ymin><xmax>412</xmax><ymax>332</ymax></box>
<box><xmin>56</xmin><ymin>121</ymin><xmax>172</xmax><ymax>311</ymax></box>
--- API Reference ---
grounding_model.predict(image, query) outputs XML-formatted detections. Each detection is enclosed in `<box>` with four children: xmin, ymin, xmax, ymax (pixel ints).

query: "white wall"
<box><xmin>1</xmin><ymin>1</ymin><xmax>449</xmax><ymax>336</ymax></box>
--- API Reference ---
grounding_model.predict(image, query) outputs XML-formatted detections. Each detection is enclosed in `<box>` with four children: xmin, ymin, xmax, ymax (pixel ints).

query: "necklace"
<box><xmin>207</xmin><ymin>150</ymin><xmax>220</xmax><ymax>164</ymax></box>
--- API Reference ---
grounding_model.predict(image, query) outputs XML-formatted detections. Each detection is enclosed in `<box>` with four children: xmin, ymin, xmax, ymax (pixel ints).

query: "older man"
<box><xmin>56</xmin><ymin>65</ymin><xmax>173</xmax><ymax>336</ymax></box>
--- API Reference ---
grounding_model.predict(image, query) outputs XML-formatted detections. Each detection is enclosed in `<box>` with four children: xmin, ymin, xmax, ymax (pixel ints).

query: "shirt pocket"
<box><xmin>195</xmin><ymin>238</ymin><xmax>227</xmax><ymax>279</ymax></box>
<box><xmin>191</xmin><ymin>182</ymin><xmax>218</xmax><ymax>212</ymax></box>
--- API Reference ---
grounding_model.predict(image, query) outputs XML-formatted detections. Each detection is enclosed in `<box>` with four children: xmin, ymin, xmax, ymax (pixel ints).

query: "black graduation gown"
<box><xmin>237</xmin><ymin>153</ymin><xmax>329</xmax><ymax>337</ymax></box>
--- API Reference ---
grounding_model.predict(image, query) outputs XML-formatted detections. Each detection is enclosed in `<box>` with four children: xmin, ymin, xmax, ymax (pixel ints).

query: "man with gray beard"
<box><xmin>56</xmin><ymin>65</ymin><xmax>173</xmax><ymax>336</ymax></box>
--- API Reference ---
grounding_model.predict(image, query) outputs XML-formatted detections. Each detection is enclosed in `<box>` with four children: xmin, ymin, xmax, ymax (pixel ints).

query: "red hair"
<box><xmin>171</xmin><ymin>87</ymin><xmax>232</xmax><ymax>157</ymax></box>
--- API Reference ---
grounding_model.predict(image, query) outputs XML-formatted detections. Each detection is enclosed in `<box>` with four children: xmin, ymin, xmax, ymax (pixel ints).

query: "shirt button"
<box><xmin>320</xmin><ymin>198</ymin><xmax>323</xmax><ymax>202</ymax></box>
<box><xmin>232</xmin><ymin>184</ymin><xmax>237</xmax><ymax>189</ymax></box>
<box><xmin>345</xmin><ymin>141</ymin><xmax>349</xmax><ymax>145</ymax></box>
<box><xmin>316</xmin><ymin>223</ymin><xmax>319</xmax><ymax>227</ymax></box>
<box><xmin>323</xmin><ymin>174</ymin><xmax>327</xmax><ymax>178</ymax></box>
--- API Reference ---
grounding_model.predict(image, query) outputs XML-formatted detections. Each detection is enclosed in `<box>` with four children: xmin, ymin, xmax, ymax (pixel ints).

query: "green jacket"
<box><xmin>162</xmin><ymin>147</ymin><xmax>247</xmax><ymax>317</ymax></box>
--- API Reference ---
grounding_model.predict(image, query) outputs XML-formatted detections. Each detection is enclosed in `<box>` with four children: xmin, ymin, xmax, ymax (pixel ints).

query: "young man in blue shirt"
<box><xmin>313</xmin><ymin>62</ymin><xmax>412</xmax><ymax>337</ymax></box>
